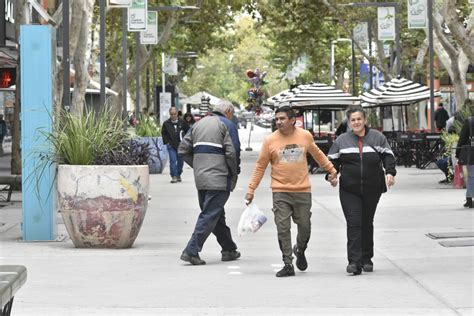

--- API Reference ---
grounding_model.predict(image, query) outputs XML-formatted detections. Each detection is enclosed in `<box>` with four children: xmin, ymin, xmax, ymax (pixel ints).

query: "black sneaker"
<box><xmin>438</xmin><ymin>179</ymin><xmax>450</xmax><ymax>184</ymax></box>
<box><xmin>346</xmin><ymin>263</ymin><xmax>362</xmax><ymax>275</ymax></box>
<box><xmin>276</xmin><ymin>264</ymin><xmax>295</xmax><ymax>277</ymax></box>
<box><xmin>221</xmin><ymin>250</ymin><xmax>241</xmax><ymax>261</ymax></box>
<box><xmin>180</xmin><ymin>252</ymin><xmax>206</xmax><ymax>265</ymax></box>
<box><xmin>170</xmin><ymin>177</ymin><xmax>178</xmax><ymax>183</ymax></box>
<box><xmin>293</xmin><ymin>245</ymin><xmax>308</xmax><ymax>271</ymax></box>
<box><xmin>362</xmin><ymin>260</ymin><xmax>373</xmax><ymax>272</ymax></box>
<box><xmin>177</xmin><ymin>176</ymin><xmax>182</xmax><ymax>182</ymax></box>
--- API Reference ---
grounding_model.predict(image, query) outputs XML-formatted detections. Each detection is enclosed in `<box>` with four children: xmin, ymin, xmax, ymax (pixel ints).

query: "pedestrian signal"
<box><xmin>0</xmin><ymin>68</ymin><xmax>15</xmax><ymax>88</ymax></box>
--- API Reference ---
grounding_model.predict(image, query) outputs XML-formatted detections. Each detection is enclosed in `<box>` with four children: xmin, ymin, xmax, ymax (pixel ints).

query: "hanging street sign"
<box><xmin>140</xmin><ymin>11</ymin><xmax>158</xmax><ymax>45</ymax></box>
<box><xmin>163</xmin><ymin>56</ymin><xmax>178</xmax><ymax>75</ymax></box>
<box><xmin>378</xmin><ymin>7</ymin><xmax>396</xmax><ymax>41</ymax></box>
<box><xmin>107</xmin><ymin>0</ymin><xmax>131</xmax><ymax>8</ymax></box>
<box><xmin>353</xmin><ymin>22</ymin><xmax>368</xmax><ymax>50</ymax></box>
<box><xmin>407</xmin><ymin>0</ymin><xmax>427</xmax><ymax>29</ymax></box>
<box><xmin>128</xmin><ymin>0</ymin><xmax>147</xmax><ymax>32</ymax></box>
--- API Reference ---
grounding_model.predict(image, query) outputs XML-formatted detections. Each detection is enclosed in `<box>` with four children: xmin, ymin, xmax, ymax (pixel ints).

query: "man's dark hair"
<box><xmin>275</xmin><ymin>106</ymin><xmax>296</xmax><ymax>119</ymax></box>
<box><xmin>346</xmin><ymin>105</ymin><xmax>366</xmax><ymax>119</ymax></box>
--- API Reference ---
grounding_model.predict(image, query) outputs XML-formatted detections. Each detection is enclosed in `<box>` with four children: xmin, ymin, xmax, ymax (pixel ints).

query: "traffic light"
<box><xmin>0</xmin><ymin>68</ymin><xmax>15</xmax><ymax>88</ymax></box>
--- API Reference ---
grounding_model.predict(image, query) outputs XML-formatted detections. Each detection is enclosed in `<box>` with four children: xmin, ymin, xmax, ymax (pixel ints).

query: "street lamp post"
<box><xmin>100</xmin><ymin>0</ymin><xmax>106</xmax><ymax>106</ymax></box>
<box><xmin>122</xmin><ymin>8</ymin><xmax>127</xmax><ymax>123</ymax></box>
<box><xmin>427</xmin><ymin>0</ymin><xmax>435</xmax><ymax>132</ymax></box>
<box><xmin>62</xmin><ymin>0</ymin><xmax>70</xmax><ymax>111</ymax></box>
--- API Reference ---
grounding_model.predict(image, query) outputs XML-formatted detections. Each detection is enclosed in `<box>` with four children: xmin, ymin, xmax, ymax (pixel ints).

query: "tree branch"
<box><xmin>442</xmin><ymin>0</ymin><xmax>474</xmax><ymax>64</ymax></box>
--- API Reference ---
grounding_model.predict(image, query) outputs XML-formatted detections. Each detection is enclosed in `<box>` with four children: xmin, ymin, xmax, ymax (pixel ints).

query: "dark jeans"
<box><xmin>167</xmin><ymin>144</ymin><xmax>183</xmax><ymax>178</ymax></box>
<box><xmin>435</xmin><ymin>157</ymin><xmax>449</xmax><ymax>178</ymax></box>
<box><xmin>184</xmin><ymin>190</ymin><xmax>237</xmax><ymax>256</ymax></box>
<box><xmin>339</xmin><ymin>188</ymin><xmax>381</xmax><ymax>266</ymax></box>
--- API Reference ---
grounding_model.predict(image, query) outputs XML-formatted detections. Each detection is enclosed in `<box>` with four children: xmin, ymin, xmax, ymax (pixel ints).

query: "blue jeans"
<box><xmin>184</xmin><ymin>190</ymin><xmax>237</xmax><ymax>256</ymax></box>
<box><xmin>167</xmin><ymin>144</ymin><xmax>183</xmax><ymax>178</ymax></box>
<box><xmin>466</xmin><ymin>165</ymin><xmax>474</xmax><ymax>198</ymax></box>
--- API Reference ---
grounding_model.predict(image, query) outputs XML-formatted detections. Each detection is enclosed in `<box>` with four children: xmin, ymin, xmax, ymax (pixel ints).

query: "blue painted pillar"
<box><xmin>20</xmin><ymin>25</ymin><xmax>56</xmax><ymax>241</ymax></box>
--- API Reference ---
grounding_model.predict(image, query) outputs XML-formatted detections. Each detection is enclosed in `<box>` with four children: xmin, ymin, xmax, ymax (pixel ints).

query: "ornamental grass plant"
<box><xmin>42</xmin><ymin>106</ymin><xmax>149</xmax><ymax>166</ymax></box>
<box><xmin>135</xmin><ymin>115</ymin><xmax>161</xmax><ymax>137</ymax></box>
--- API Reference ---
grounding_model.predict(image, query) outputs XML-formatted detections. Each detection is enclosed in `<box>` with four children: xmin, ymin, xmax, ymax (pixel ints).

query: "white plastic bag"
<box><xmin>237</xmin><ymin>203</ymin><xmax>267</xmax><ymax>236</ymax></box>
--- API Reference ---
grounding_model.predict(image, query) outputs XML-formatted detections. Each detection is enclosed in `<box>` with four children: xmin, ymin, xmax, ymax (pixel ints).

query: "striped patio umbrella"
<box><xmin>360</xmin><ymin>77</ymin><xmax>441</xmax><ymax>106</ymax></box>
<box><xmin>360</xmin><ymin>77</ymin><xmax>441</xmax><ymax>131</ymax></box>
<box><xmin>275</xmin><ymin>83</ymin><xmax>360</xmax><ymax>110</ymax></box>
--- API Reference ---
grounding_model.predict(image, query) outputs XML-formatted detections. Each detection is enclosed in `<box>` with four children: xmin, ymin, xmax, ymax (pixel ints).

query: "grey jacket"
<box><xmin>178</xmin><ymin>112</ymin><xmax>241</xmax><ymax>191</ymax></box>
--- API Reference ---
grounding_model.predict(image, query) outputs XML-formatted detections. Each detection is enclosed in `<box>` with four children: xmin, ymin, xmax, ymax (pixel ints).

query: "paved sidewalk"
<box><xmin>0</xmin><ymin>127</ymin><xmax>472</xmax><ymax>315</ymax></box>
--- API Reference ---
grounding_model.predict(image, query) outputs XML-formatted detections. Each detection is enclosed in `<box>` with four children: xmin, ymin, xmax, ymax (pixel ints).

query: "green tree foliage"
<box><xmin>179</xmin><ymin>16</ymin><xmax>287</xmax><ymax>106</ymax></box>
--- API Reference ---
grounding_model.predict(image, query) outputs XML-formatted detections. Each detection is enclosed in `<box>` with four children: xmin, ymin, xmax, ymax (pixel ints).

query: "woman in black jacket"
<box><xmin>455</xmin><ymin>116</ymin><xmax>474</xmax><ymax>208</ymax></box>
<box><xmin>327</xmin><ymin>106</ymin><xmax>396</xmax><ymax>275</ymax></box>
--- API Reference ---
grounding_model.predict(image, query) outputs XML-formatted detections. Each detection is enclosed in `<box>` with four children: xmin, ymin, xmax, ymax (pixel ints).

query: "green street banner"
<box><xmin>107</xmin><ymin>0</ymin><xmax>130</xmax><ymax>8</ymax></box>
<box><xmin>378</xmin><ymin>7</ymin><xmax>395</xmax><ymax>41</ymax></box>
<box><xmin>140</xmin><ymin>11</ymin><xmax>158</xmax><ymax>45</ymax></box>
<box><xmin>407</xmin><ymin>0</ymin><xmax>427</xmax><ymax>29</ymax></box>
<box><xmin>353</xmin><ymin>22</ymin><xmax>368</xmax><ymax>50</ymax></box>
<box><xmin>128</xmin><ymin>0</ymin><xmax>147</xmax><ymax>32</ymax></box>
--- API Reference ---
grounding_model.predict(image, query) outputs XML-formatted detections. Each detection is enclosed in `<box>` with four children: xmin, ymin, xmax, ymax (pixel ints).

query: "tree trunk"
<box><xmin>70</xmin><ymin>0</ymin><xmax>92</xmax><ymax>115</ymax></box>
<box><xmin>431</xmin><ymin>6</ymin><xmax>470</xmax><ymax>110</ymax></box>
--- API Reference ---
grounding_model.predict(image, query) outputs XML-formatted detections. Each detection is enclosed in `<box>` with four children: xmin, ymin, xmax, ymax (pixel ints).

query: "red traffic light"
<box><xmin>0</xmin><ymin>68</ymin><xmax>16</xmax><ymax>88</ymax></box>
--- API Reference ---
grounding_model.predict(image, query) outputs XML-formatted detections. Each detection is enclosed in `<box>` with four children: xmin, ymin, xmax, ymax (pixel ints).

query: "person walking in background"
<box><xmin>162</xmin><ymin>107</ymin><xmax>190</xmax><ymax>183</ymax></box>
<box><xmin>434</xmin><ymin>103</ymin><xmax>449</xmax><ymax>131</ymax></box>
<box><xmin>178</xmin><ymin>101</ymin><xmax>241</xmax><ymax>265</ymax></box>
<box><xmin>455</xmin><ymin>115</ymin><xmax>474</xmax><ymax>208</ymax></box>
<box><xmin>183</xmin><ymin>112</ymin><xmax>196</xmax><ymax>127</ymax></box>
<box><xmin>327</xmin><ymin>106</ymin><xmax>396</xmax><ymax>275</ymax></box>
<box><xmin>0</xmin><ymin>115</ymin><xmax>7</xmax><ymax>155</ymax></box>
<box><xmin>245</xmin><ymin>106</ymin><xmax>337</xmax><ymax>278</ymax></box>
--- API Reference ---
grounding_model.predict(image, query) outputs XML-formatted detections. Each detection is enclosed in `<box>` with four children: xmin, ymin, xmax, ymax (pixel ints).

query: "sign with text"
<box><xmin>107</xmin><ymin>0</ymin><xmax>131</xmax><ymax>8</ymax></box>
<box><xmin>128</xmin><ymin>0</ymin><xmax>147</xmax><ymax>32</ymax></box>
<box><xmin>407</xmin><ymin>0</ymin><xmax>427</xmax><ymax>29</ymax></box>
<box><xmin>163</xmin><ymin>56</ymin><xmax>178</xmax><ymax>75</ymax></box>
<box><xmin>140</xmin><ymin>11</ymin><xmax>158</xmax><ymax>45</ymax></box>
<box><xmin>378</xmin><ymin>7</ymin><xmax>396</xmax><ymax>41</ymax></box>
<box><xmin>353</xmin><ymin>22</ymin><xmax>368</xmax><ymax>50</ymax></box>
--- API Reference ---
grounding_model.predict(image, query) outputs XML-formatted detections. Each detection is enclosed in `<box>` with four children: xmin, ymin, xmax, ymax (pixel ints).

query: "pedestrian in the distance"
<box><xmin>162</xmin><ymin>107</ymin><xmax>190</xmax><ymax>183</ymax></box>
<box><xmin>327</xmin><ymin>105</ymin><xmax>396</xmax><ymax>275</ymax></box>
<box><xmin>455</xmin><ymin>115</ymin><xmax>474</xmax><ymax>208</ymax></box>
<box><xmin>434</xmin><ymin>103</ymin><xmax>449</xmax><ymax>131</ymax></box>
<box><xmin>0</xmin><ymin>115</ymin><xmax>7</xmax><ymax>155</ymax></box>
<box><xmin>245</xmin><ymin>106</ymin><xmax>337</xmax><ymax>277</ymax></box>
<box><xmin>178</xmin><ymin>100</ymin><xmax>241</xmax><ymax>265</ymax></box>
<box><xmin>183</xmin><ymin>112</ymin><xmax>196</xmax><ymax>127</ymax></box>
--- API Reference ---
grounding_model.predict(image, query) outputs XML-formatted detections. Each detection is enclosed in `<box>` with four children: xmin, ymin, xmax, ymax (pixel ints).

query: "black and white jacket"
<box><xmin>328</xmin><ymin>127</ymin><xmax>396</xmax><ymax>195</ymax></box>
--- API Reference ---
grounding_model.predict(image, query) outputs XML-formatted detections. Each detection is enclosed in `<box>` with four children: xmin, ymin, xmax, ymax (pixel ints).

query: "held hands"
<box><xmin>386</xmin><ymin>174</ymin><xmax>395</xmax><ymax>188</ymax></box>
<box><xmin>244</xmin><ymin>193</ymin><xmax>254</xmax><ymax>205</ymax></box>
<box><xmin>328</xmin><ymin>172</ymin><xmax>338</xmax><ymax>187</ymax></box>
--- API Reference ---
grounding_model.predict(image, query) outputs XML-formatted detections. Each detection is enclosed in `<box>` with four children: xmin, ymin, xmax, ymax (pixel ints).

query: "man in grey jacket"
<box><xmin>178</xmin><ymin>100</ymin><xmax>241</xmax><ymax>265</ymax></box>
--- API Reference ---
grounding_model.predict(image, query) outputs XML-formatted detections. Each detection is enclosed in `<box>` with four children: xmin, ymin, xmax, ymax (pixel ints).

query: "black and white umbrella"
<box><xmin>275</xmin><ymin>83</ymin><xmax>360</xmax><ymax>110</ymax></box>
<box><xmin>360</xmin><ymin>77</ymin><xmax>441</xmax><ymax>131</ymax></box>
<box><xmin>361</xmin><ymin>77</ymin><xmax>441</xmax><ymax>106</ymax></box>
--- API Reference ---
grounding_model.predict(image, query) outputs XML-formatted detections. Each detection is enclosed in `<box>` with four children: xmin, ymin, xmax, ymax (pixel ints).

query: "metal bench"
<box><xmin>0</xmin><ymin>265</ymin><xmax>27</xmax><ymax>316</ymax></box>
<box><xmin>0</xmin><ymin>176</ymin><xmax>21</xmax><ymax>202</ymax></box>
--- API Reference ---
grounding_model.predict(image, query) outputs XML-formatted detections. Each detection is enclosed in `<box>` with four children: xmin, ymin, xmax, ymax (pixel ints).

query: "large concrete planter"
<box><xmin>134</xmin><ymin>137</ymin><xmax>168</xmax><ymax>174</ymax></box>
<box><xmin>57</xmin><ymin>165</ymin><xmax>149</xmax><ymax>248</ymax></box>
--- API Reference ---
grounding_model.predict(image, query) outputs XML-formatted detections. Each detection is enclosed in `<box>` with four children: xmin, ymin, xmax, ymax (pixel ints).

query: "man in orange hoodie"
<box><xmin>245</xmin><ymin>106</ymin><xmax>337</xmax><ymax>277</ymax></box>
